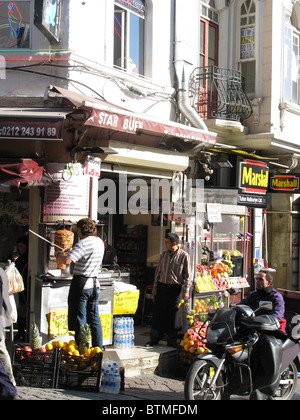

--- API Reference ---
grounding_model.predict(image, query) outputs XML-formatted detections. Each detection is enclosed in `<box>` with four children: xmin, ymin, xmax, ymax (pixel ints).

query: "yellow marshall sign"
<box><xmin>242</xmin><ymin>167</ymin><xmax>268</xmax><ymax>188</ymax></box>
<box><xmin>271</xmin><ymin>176</ymin><xmax>299</xmax><ymax>191</ymax></box>
<box><xmin>239</xmin><ymin>160</ymin><xmax>269</xmax><ymax>194</ymax></box>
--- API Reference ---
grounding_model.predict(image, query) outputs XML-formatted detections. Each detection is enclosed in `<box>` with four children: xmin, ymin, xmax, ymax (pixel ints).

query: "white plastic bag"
<box><xmin>5</xmin><ymin>260</ymin><xmax>24</xmax><ymax>296</ymax></box>
<box><xmin>9</xmin><ymin>295</ymin><xmax>18</xmax><ymax>323</ymax></box>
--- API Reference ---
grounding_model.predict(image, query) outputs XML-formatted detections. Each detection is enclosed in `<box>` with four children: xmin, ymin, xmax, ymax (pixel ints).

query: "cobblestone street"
<box><xmin>15</xmin><ymin>373</ymin><xmax>185</xmax><ymax>400</ymax></box>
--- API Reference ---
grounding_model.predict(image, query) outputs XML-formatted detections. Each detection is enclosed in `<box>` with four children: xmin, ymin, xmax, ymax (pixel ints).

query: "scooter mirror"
<box><xmin>259</xmin><ymin>301</ymin><xmax>273</xmax><ymax>311</ymax></box>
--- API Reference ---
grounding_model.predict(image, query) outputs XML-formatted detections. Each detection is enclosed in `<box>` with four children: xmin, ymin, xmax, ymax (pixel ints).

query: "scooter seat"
<box><xmin>240</xmin><ymin>315</ymin><xmax>280</xmax><ymax>332</ymax></box>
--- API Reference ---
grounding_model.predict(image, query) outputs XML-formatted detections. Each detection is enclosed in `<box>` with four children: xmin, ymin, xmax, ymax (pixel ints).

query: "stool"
<box><xmin>141</xmin><ymin>285</ymin><xmax>154</xmax><ymax>325</ymax></box>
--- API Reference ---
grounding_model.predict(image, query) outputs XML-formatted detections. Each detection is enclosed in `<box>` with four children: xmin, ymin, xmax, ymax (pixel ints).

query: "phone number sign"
<box><xmin>0</xmin><ymin>117</ymin><xmax>64</xmax><ymax>140</ymax></box>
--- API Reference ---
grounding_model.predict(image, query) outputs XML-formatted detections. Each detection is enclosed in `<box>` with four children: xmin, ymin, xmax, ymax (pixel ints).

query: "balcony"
<box><xmin>189</xmin><ymin>66</ymin><xmax>252</xmax><ymax>123</ymax></box>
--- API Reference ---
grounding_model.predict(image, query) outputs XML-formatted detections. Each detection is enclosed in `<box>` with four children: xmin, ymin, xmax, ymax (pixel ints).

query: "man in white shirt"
<box><xmin>56</xmin><ymin>218</ymin><xmax>104</xmax><ymax>349</ymax></box>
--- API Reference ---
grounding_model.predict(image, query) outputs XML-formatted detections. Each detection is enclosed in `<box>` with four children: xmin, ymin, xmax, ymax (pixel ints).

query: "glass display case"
<box><xmin>174</xmin><ymin>203</ymin><xmax>251</xmax><ymax>320</ymax></box>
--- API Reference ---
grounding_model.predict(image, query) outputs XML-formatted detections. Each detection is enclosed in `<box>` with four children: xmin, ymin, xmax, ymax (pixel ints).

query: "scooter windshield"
<box><xmin>207</xmin><ymin>308</ymin><xmax>237</xmax><ymax>345</ymax></box>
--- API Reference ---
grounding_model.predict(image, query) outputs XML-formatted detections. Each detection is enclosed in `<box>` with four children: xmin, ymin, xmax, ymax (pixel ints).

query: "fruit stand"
<box><xmin>193</xmin><ymin>252</ymin><xmax>250</xmax><ymax>316</ymax></box>
<box><xmin>178</xmin><ymin>251</ymin><xmax>250</xmax><ymax>367</ymax></box>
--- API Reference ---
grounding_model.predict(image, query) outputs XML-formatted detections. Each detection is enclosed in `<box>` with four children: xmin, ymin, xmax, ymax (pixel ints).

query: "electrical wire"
<box><xmin>6</xmin><ymin>59</ymin><xmax>176</xmax><ymax>112</ymax></box>
<box><xmin>6</xmin><ymin>65</ymin><xmax>106</xmax><ymax>101</ymax></box>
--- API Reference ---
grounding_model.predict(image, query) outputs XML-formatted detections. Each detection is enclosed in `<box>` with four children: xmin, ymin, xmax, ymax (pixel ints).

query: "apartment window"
<box><xmin>198</xmin><ymin>1</ymin><xmax>219</xmax><ymax>118</ymax></box>
<box><xmin>284</xmin><ymin>11</ymin><xmax>300</xmax><ymax>104</ymax></box>
<box><xmin>200</xmin><ymin>20</ymin><xmax>218</xmax><ymax>71</ymax></box>
<box><xmin>201</xmin><ymin>0</ymin><xmax>218</xmax><ymax>25</ymax></box>
<box><xmin>200</xmin><ymin>1</ymin><xmax>219</xmax><ymax>71</ymax></box>
<box><xmin>0</xmin><ymin>1</ymin><xmax>31</xmax><ymax>48</ymax></box>
<box><xmin>239</xmin><ymin>0</ymin><xmax>256</xmax><ymax>95</ymax></box>
<box><xmin>114</xmin><ymin>0</ymin><xmax>145</xmax><ymax>75</ymax></box>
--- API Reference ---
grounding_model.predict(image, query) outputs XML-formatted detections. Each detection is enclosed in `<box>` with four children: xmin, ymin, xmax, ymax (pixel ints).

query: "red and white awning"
<box><xmin>48</xmin><ymin>85</ymin><xmax>217</xmax><ymax>146</ymax></box>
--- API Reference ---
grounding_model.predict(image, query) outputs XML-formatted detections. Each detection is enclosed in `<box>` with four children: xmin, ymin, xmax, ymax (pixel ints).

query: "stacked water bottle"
<box><xmin>114</xmin><ymin>317</ymin><xmax>135</xmax><ymax>349</ymax></box>
<box><xmin>100</xmin><ymin>358</ymin><xmax>121</xmax><ymax>394</ymax></box>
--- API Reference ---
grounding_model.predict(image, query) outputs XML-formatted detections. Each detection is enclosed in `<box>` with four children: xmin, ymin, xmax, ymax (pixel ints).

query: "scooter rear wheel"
<box><xmin>184</xmin><ymin>359</ymin><xmax>224</xmax><ymax>400</ymax></box>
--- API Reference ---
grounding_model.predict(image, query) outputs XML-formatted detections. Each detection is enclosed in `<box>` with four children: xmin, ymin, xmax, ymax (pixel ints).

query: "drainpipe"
<box><xmin>174</xmin><ymin>0</ymin><xmax>208</xmax><ymax>132</ymax></box>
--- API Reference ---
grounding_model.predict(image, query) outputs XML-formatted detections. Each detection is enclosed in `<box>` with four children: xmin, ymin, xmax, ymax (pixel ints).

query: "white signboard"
<box><xmin>207</xmin><ymin>203</ymin><xmax>222</xmax><ymax>223</ymax></box>
<box><xmin>43</xmin><ymin>163</ymin><xmax>90</xmax><ymax>223</ymax></box>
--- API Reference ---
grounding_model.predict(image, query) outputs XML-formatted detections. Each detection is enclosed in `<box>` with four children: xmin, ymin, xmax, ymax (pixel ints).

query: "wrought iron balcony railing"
<box><xmin>189</xmin><ymin>66</ymin><xmax>252</xmax><ymax>122</ymax></box>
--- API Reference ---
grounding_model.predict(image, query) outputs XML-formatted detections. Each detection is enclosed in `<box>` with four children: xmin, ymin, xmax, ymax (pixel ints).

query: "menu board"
<box><xmin>43</xmin><ymin>163</ymin><xmax>90</xmax><ymax>223</ymax></box>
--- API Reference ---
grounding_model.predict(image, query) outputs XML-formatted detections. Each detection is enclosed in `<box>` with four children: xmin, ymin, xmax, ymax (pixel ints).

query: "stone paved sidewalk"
<box><xmin>15</xmin><ymin>373</ymin><xmax>185</xmax><ymax>400</ymax></box>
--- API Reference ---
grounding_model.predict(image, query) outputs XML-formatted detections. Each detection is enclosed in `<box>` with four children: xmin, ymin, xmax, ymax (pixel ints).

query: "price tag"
<box><xmin>169</xmin><ymin>202</ymin><xmax>194</xmax><ymax>224</ymax></box>
<box><xmin>83</xmin><ymin>156</ymin><xmax>101</xmax><ymax>178</ymax></box>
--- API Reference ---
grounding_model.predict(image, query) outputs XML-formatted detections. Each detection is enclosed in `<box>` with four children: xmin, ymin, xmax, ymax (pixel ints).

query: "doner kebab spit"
<box><xmin>29</xmin><ymin>229</ymin><xmax>72</xmax><ymax>252</ymax></box>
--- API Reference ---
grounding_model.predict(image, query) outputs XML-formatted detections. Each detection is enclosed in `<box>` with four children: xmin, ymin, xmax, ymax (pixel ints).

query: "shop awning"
<box><xmin>0</xmin><ymin>159</ymin><xmax>52</xmax><ymax>188</ymax></box>
<box><xmin>47</xmin><ymin>85</ymin><xmax>217</xmax><ymax>147</ymax></box>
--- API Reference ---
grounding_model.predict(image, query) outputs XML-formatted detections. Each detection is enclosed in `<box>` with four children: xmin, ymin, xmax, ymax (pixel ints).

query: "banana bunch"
<box><xmin>221</xmin><ymin>253</ymin><xmax>235</xmax><ymax>275</ymax></box>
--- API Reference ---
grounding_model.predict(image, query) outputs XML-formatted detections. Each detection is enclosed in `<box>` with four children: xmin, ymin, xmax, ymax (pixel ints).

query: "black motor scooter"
<box><xmin>184</xmin><ymin>302</ymin><xmax>300</xmax><ymax>400</ymax></box>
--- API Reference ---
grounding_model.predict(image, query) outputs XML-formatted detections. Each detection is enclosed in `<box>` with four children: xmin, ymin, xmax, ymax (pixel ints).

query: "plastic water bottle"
<box><xmin>102</xmin><ymin>359</ymin><xmax>112</xmax><ymax>370</ymax></box>
<box><xmin>119</xmin><ymin>333</ymin><xmax>124</xmax><ymax>349</ymax></box>
<box><xmin>107</xmin><ymin>374</ymin><xmax>115</xmax><ymax>393</ymax></box>
<box><xmin>124</xmin><ymin>333</ymin><xmax>128</xmax><ymax>349</ymax></box>
<box><xmin>113</xmin><ymin>373</ymin><xmax>121</xmax><ymax>394</ymax></box>
<box><xmin>100</xmin><ymin>368</ymin><xmax>110</xmax><ymax>393</ymax></box>
<box><xmin>121</xmin><ymin>318</ymin><xmax>126</xmax><ymax>335</ymax></box>
<box><xmin>114</xmin><ymin>317</ymin><xmax>121</xmax><ymax>334</ymax></box>
<box><xmin>122</xmin><ymin>317</ymin><xmax>126</xmax><ymax>333</ymax></box>
<box><xmin>114</xmin><ymin>333</ymin><xmax>120</xmax><ymax>349</ymax></box>
<box><xmin>126</xmin><ymin>317</ymin><xmax>130</xmax><ymax>333</ymax></box>
<box><xmin>131</xmin><ymin>317</ymin><xmax>134</xmax><ymax>333</ymax></box>
<box><xmin>130</xmin><ymin>333</ymin><xmax>135</xmax><ymax>347</ymax></box>
<box><xmin>111</xmin><ymin>361</ymin><xmax>119</xmax><ymax>373</ymax></box>
<box><xmin>125</xmin><ymin>317</ymin><xmax>130</xmax><ymax>333</ymax></box>
<box><xmin>110</xmin><ymin>361</ymin><xmax>121</xmax><ymax>393</ymax></box>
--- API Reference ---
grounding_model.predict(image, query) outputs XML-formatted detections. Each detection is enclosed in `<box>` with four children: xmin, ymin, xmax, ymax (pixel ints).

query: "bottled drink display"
<box><xmin>113</xmin><ymin>317</ymin><xmax>135</xmax><ymax>349</ymax></box>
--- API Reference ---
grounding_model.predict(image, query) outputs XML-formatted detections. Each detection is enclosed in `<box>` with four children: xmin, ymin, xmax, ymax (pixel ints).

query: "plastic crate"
<box><xmin>13</xmin><ymin>347</ymin><xmax>60</xmax><ymax>388</ymax></box>
<box><xmin>14</xmin><ymin>347</ymin><xmax>59</xmax><ymax>368</ymax></box>
<box><xmin>56</xmin><ymin>349</ymin><xmax>102</xmax><ymax>391</ymax></box>
<box><xmin>14</xmin><ymin>365</ymin><xmax>57</xmax><ymax>388</ymax></box>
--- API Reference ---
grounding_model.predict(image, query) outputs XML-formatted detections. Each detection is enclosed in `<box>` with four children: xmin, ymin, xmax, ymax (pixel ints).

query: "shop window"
<box><xmin>239</xmin><ymin>0</ymin><xmax>256</xmax><ymax>95</ymax></box>
<box><xmin>284</xmin><ymin>9</ymin><xmax>300</xmax><ymax>105</ymax></box>
<box><xmin>0</xmin><ymin>1</ymin><xmax>31</xmax><ymax>49</ymax></box>
<box><xmin>114</xmin><ymin>0</ymin><xmax>145</xmax><ymax>76</ymax></box>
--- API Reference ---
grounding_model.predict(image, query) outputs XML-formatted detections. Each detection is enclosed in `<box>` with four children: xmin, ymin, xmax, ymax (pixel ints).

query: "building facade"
<box><xmin>0</xmin><ymin>0</ymin><xmax>300</xmax><ymax>329</ymax></box>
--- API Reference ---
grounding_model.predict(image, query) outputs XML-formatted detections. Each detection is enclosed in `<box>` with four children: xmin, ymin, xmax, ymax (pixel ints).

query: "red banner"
<box><xmin>85</xmin><ymin>108</ymin><xmax>216</xmax><ymax>145</ymax></box>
